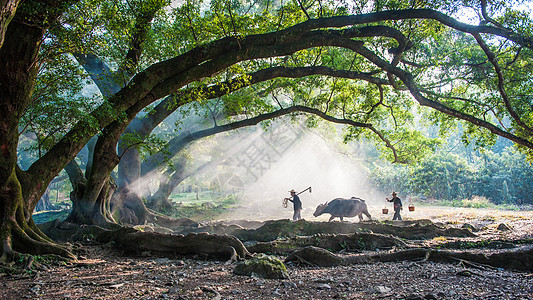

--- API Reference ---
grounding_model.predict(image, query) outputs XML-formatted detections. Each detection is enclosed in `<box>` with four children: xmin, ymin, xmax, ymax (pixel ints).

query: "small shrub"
<box><xmin>494</xmin><ymin>203</ymin><xmax>521</xmax><ymax>211</ymax></box>
<box><xmin>459</xmin><ymin>196</ymin><xmax>491</xmax><ymax>208</ymax></box>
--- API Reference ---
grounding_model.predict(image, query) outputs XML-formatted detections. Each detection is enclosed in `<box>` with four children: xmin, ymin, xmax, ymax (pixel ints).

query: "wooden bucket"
<box><xmin>408</xmin><ymin>204</ymin><xmax>415</xmax><ymax>212</ymax></box>
<box><xmin>382</xmin><ymin>208</ymin><xmax>389</xmax><ymax>214</ymax></box>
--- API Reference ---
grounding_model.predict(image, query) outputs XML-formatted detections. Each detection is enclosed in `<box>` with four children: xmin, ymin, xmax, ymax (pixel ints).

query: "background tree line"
<box><xmin>369</xmin><ymin>136</ymin><xmax>533</xmax><ymax>206</ymax></box>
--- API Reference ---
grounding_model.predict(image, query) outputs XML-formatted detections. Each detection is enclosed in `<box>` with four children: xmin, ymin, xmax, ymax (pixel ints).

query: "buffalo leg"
<box><xmin>329</xmin><ymin>215</ymin><xmax>335</xmax><ymax>222</ymax></box>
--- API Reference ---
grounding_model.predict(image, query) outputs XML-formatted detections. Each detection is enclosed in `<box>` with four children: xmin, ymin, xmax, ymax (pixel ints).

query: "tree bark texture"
<box><xmin>0</xmin><ymin>0</ymin><xmax>79</xmax><ymax>259</ymax></box>
<box><xmin>0</xmin><ymin>0</ymin><xmax>21</xmax><ymax>50</ymax></box>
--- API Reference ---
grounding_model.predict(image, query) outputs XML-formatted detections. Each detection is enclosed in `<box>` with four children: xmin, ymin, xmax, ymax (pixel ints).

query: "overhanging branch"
<box><xmin>141</xmin><ymin>105</ymin><xmax>399</xmax><ymax>174</ymax></box>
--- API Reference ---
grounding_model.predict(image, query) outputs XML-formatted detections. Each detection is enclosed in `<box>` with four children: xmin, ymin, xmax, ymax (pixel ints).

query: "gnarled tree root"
<box><xmin>40</xmin><ymin>220</ymin><xmax>250</xmax><ymax>261</ymax></box>
<box><xmin>248</xmin><ymin>232</ymin><xmax>408</xmax><ymax>254</ymax></box>
<box><xmin>97</xmin><ymin>227</ymin><xmax>250</xmax><ymax>261</ymax></box>
<box><xmin>221</xmin><ymin>219</ymin><xmax>476</xmax><ymax>243</ymax></box>
<box><xmin>145</xmin><ymin>208</ymin><xmax>199</xmax><ymax>229</ymax></box>
<box><xmin>285</xmin><ymin>246</ymin><xmax>345</xmax><ymax>267</ymax></box>
<box><xmin>286</xmin><ymin>245</ymin><xmax>533</xmax><ymax>272</ymax></box>
<box><xmin>37</xmin><ymin>219</ymin><xmax>121</xmax><ymax>242</ymax></box>
<box><xmin>2</xmin><ymin>219</ymin><xmax>76</xmax><ymax>263</ymax></box>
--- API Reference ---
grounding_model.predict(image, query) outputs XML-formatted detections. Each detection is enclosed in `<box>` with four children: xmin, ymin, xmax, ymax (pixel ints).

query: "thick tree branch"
<box><xmin>141</xmin><ymin>104</ymin><xmax>399</xmax><ymax>174</ymax></box>
<box><xmin>0</xmin><ymin>0</ymin><xmax>22</xmax><ymax>50</ymax></box>
<box><xmin>289</xmin><ymin>9</ymin><xmax>533</xmax><ymax>48</ymax></box>
<box><xmin>139</xmin><ymin>65</ymin><xmax>389</xmax><ymax>139</ymax></box>
<box><xmin>64</xmin><ymin>160</ymin><xmax>85</xmax><ymax>187</ymax></box>
<box><xmin>473</xmin><ymin>32</ymin><xmax>533</xmax><ymax>134</ymax></box>
<box><xmin>119</xmin><ymin>2</ymin><xmax>163</xmax><ymax>80</ymax></box>
<box><xmin>480</xmin><ymin>0</ymin><xmax>503</xmax><ymax>28</ymax></box>
<box><xmin>328</xmin><ymin>37</ymin><xmax>533</xmax><ymax>150</ymax></box>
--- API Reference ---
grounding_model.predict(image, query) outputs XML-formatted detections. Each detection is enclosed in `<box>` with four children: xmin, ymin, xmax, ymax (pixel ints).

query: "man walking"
<box><xmin>285</xmin><ymin>189</ymin><xmax>302</xmax><ymax>220</ymax></box>
<box><xmin>386</xmin><ymin>191</ymin><xmax>402</xmax><ymax>220</ymax></box>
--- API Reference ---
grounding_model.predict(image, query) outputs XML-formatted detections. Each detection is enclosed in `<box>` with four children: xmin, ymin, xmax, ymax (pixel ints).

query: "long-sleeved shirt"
<box><xmin>389</xmin><ymin>196</ymin><xmax>402</xmax><ymax>209</ymax></box>
<box><xmin>289</xmin><ymin>194</ymin><xmax>302</xmax><ymax>210</ymax></box>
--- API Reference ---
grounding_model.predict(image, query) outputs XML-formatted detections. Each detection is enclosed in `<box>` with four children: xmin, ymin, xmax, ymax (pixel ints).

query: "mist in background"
<box><xmin>209</xmin><ymin>120</ymin><xmax>387</xmax><ymax>221</ymax></box>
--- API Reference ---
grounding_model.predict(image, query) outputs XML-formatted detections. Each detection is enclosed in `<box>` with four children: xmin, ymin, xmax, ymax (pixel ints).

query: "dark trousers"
<box><xmin>393</xmin><ymin>208</ymin><xmax>402</xmax><ymax>220</ymax></box>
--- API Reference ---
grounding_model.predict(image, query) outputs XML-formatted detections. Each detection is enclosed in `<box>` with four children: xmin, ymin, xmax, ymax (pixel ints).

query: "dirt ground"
<box><xmin>1</xmin><ymin>206</ymin><xmax>533</xmax><ymax>300</ymax></box>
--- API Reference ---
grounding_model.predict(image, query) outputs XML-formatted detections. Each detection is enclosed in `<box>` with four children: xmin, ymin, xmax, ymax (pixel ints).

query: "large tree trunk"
<box><xmin>0</xmin><ymin>1</ymin><xmax>77</xmax><ymax>259</ymax></box>
<box><xmin>65</xmin><ymin>4</ymin><xmax>162</xmax><ymax>226</ymax></box>
<box><xmin>0</xmin><ymin>167</ymin><xmax>74</xmax><ymax>260</ymax></box>
<box><xmin>110</xmin><ymin>187</ymin><xmax>148</xmax><ymax>225</ymax></box>
<box><xmin>35</xmin><ymin>189</ymin><xmax>58</xmax><ymax>212</ymax></box>
<box><xmin>66</xmin><ymin>181</ymin><xmax>117</xmax><ymax>226</ymax></box>
<box><xmin>146</xmin><ymin>169</ymin><xmax>185</xmax><ymax>212</ymax></box>
<box><xmin>60</xmin><ymin>53</ymin><xmax>128</xmax><ymax>226</ymax></box>
<box><xmin>66</xmin><ymin>130</ymin><xmax>122</xmax><ymax>226</ymax></box>
<box><xmin>63</xmin><ymin>157</ymin><xmax>117</xmax><ymax>226</ymax></box>
<box><xmin>113</xmin><ymin>120</ymin><xmax>149</xmax><ymax>222</ymax></box>
<box><xmin>0</xmin><ymin>0</ymin><xmax>21</xmax><ymax>50</ymax></box>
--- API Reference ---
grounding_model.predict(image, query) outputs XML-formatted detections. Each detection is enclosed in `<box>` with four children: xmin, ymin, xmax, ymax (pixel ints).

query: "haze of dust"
<box><xmin>225</xmin><ymin>131</ymin><xmax>385</xmax><ymax>222</ymax></box>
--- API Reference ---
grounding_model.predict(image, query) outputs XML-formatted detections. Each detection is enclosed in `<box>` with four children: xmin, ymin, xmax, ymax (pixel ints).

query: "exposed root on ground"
<box><xmin>177</xmin><ymin>219</ymin><xmax>477</xmax><ymax>242</ymax></box>
<box><xmin>2</xmin><ymin>220</ymin><xmax>76</xmax><ymax>262</ymax></box>
<box><xmin>248</xmin><ymin>232</ymin><xmax>408</xmax><ymax>254</ymax></box>
<box><xmin>33</xmin><ymin>215</ymin><xmax>533</xmax><ymax>272</ymax></box>
<box><xmin>38</xmin><ymin>221</ymin><xmax>249</xmax><ymax>261</ymax></box>
<box><xmin>145</xmin><ymin>208</ymin><xmax>199</xmax><ymax>229</ymax></box>
<box><xmin>285</xmin><ymin>245</ymin><xmax>533</xmax><ymax>272</ymax></box>
<box><xmin>97</xmin><ymin>228</ymin><xmax>250</xmax><ymax>261</ymax></box>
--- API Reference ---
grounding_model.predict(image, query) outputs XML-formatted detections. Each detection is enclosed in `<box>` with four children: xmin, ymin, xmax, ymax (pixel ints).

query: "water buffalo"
<box><xmin>313</xmin><ymin>197</ymin><xmax>372</xmax><ymax>222</ymax></box>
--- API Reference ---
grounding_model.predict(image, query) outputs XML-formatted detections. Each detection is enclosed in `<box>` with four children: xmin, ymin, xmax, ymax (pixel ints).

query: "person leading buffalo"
<box><xmin>386</xmin><ymin>191</ymin><xmax>402</xmax><ymax>221</ymax></box>
<box><xmin>285</xmin><ymin>189</ymin><xmax>302</xmax><ymax>220</ymax></box>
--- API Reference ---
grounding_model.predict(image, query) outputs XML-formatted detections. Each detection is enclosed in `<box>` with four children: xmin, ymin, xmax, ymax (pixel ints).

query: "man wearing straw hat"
<box><xmin>285</xmin><ymin>189</ymin><xmax>302</xmax><ymax>220</ymax></box>
<box><xmin>386</xmin><ymin>192</ymin><xmax>403</xmax><ymax>220</ymax></box>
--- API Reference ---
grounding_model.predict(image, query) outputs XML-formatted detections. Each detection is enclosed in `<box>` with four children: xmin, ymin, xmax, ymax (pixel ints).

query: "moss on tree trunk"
<box><xmin>1</xmin><ymin>169</ymin><xmax>75</xmax><ymax>261</ymax></box>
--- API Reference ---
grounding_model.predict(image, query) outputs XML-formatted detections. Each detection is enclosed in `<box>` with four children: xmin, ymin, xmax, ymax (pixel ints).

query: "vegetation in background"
<box><xmin>368</xmin><ymin>140</ymin><xmax>533</xmax><ymax>206</ymax></box>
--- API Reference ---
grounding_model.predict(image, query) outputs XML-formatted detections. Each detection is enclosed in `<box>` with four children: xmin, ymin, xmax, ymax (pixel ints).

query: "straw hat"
<box><xmin>289</xmin><ymin>189</ymin><xmax>296</xmax><ymax>193</ymax></box>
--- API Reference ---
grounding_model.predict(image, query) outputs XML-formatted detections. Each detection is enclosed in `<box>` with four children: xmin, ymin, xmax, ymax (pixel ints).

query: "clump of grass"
<box><xmin>453</xmin><ymin>196</ymin><xmax>492</xmax><ymax>208</ymax></box>
<box><xmin>494</xmin><ymin>203</ymin><xmax>521</xmax><ymax>211</ymax></box>
<box><xmin>170</xmin><ymin>193</ymin><xmax>240</xmax><ymax>221</ymax></box>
